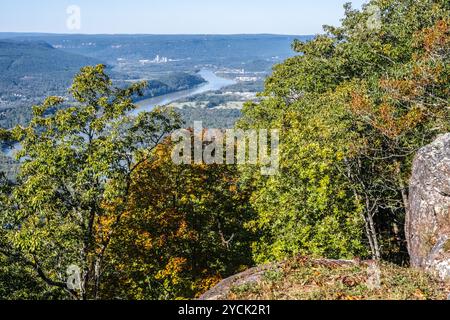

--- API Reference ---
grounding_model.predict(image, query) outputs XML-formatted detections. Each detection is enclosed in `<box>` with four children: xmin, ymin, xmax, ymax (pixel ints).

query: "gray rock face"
<box><xmin>199</xmin><ymin>258</ymin><xmax>357</xmax><ymax>300</ymax></box>
<box><xmin>199</xmin><ymin>264</ymin><xmax>279</xmax><ymax>300</ymax></box>
<box><xmin>407</xmin><ymin>133</ymin><xmax>450</xmax><ymax>280</ymax></box>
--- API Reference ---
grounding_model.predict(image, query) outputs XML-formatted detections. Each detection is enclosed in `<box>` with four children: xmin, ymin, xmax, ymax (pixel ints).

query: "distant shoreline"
<box><xmin>133</xmin><ymin>69</ymin><xmax>236</xmax><ymax>114</ymax></box>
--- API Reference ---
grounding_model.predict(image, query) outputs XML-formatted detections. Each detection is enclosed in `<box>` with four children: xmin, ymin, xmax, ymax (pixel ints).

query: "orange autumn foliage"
<box><xmin>103</xmin><ymin>138</ymin><xmax>254</xmax><ymax>299</ymax></box>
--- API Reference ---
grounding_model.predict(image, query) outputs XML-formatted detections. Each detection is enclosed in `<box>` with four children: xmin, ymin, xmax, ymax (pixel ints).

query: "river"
<box><xmin>1</xmin><ymin>69</ymin><xmax>236</xmax><ymax>157</ymax></box>
<box><xmin>132</xmin><ymin>69</ymin><xmax>236</xmax><ymax>114</ymax></box>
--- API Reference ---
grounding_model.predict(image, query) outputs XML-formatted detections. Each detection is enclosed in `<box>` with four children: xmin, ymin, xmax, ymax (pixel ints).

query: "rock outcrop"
<box><xmin>198</xmin><ymin>258</ymin><xmax>357</xmax><ymax>300</ymax></box>
<box><xmin>407</xmin><ymin>133</ymin><xmax>450</xmax><ymax>281</ymax></box>
<box><xmin>199</xmin><ymin>263</ymin><xmax>280</xmax><ymax>300</ymax></box>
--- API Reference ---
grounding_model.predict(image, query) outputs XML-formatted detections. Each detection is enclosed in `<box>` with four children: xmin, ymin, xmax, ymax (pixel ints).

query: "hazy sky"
<box><xmin>0</xmin><ymin>0</ymin><xmax>368</xmax><ymax>35</ymax></box>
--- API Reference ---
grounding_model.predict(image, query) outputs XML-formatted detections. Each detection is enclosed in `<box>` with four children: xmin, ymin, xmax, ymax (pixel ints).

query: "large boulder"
<box><xmin>407</xmin><ymin>133</ymin><xmax>450</xmax><ymax>280</ymax></box>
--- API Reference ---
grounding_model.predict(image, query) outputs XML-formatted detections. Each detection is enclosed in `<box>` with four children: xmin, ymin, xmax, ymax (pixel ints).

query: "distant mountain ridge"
<box><xmin>0</xmin><ymin>33</ymin><xmax>313</xmax><ymax>68</ymax></box>
<box><xmin>0</xmin><ymin>39</ymin><xmax>105</xmax><ymax>128</ymax></box>
<box><xmin>0</xmin><ymin>39</ymin><xmax>209</xmax><ymax>128</ymax></box>
<box><xmin>0</xmin><ymin>33</ymin><xmax>312</xmax><ymax>129</ymax></box>
<box><xmin>0</xmin><ymin>39</ymin><xmax>103</xmax><ymax>76</ymax></box>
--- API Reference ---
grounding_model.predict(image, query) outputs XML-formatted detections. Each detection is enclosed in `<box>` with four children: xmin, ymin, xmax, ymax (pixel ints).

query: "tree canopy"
<box><xmin>238</xmin><ymin>0</ymin><xmax>449</xmax><ymax>263</ymax></box>
<box><xmin>0</xmin><ymin>65</ymin><xmax>182</xmax><ymax>299</ymax></box>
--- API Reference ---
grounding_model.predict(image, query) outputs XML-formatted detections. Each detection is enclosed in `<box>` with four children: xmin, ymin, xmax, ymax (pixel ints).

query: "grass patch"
<box><xmin>226</xmin><ymin>257</ymin><xmax>449</xmax><ymax>300</ymax></box>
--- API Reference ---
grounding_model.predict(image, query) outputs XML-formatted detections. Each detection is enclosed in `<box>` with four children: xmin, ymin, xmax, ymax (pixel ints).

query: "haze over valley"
<box><xmin>0</xmin><ymin>34</ymin><xmax>311</xmax><ymax>130</ymax></box>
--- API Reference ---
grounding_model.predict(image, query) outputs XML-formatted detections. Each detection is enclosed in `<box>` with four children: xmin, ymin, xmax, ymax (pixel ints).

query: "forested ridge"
<box><xmin>0</xmin><ymin>39</ymin><xmax>206</xmax><ymax>129</ymax></box>
<box><xmin>0</xmin><ymin>0</ymin><xmax>449</xmax><ymax>300</ymax></box>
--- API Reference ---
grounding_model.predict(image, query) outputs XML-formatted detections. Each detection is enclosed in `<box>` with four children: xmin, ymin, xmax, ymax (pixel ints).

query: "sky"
<box><xmin>0</xmin><ymin>0</ymin><xmax>368</xmax><ymax>35</ymax></box>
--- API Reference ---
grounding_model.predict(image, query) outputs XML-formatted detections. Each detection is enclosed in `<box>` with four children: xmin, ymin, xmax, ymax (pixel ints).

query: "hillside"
<box><xmin>0</xmin><ymin>40</ymin><xmax>207</xmax><ymax>129</ymax></box>
<box><xmin>138</xmin><ymin>72</ymin><xmax>206</xmax><ymax>98</ymax></box>
<box><xmin>200</xmin><ymin>256</ymin><xmax>450</xmax><ymax>300</ymax></box>
<box><xmin>0</xmin><ymin>40</ymin><xmax>105</xmax><ymax>95</ymax></box>
<box><xmin>0</xmin><ymin>40</ymin><xmax>104</xmax><ymax>128</ymax></box>
<box><xmin>0</xmin><ymin>40</ymin><xmax>102</xmax><ymax>75</ymax></box>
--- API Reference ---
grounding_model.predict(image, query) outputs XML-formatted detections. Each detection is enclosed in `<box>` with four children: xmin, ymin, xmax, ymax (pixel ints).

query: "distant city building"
<box><xmin>152</xmin><ymin>55</ymin><xmax>169</xmax><ymax>63</ymax></box>
<box><xmin>139</xmin><ymin>55</ymin><xmax>170</xmax><ymax>65</ymax></box>
<box><xmin>235</xmin><ymin>76</ymin><xmax>259</xmax><ymax>82</ymax></box>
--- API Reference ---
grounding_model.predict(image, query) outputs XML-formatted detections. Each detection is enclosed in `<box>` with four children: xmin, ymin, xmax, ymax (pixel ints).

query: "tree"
<box><xmin>239</xmin><ymin>0</ymin><xmax>449</xmax><ymax>263</ymax></box>
<box><xmin>0</xmin><ymin>65</ymin><xmax>181</xmax><ymax>299</ymax></box>
<box><xmin>104</xmin><ymin>133</ymin><xmax>255</xmax><ymax>299</ymax></box>
<box><xmin>239</xmin><ymin>93</ymin><xmax>367</xmax><ymax>263</ymax></box>
<box><xmin>341</xmin><ymin>16</ymin><xmax>450</xmax><ymax>260</ymax></box>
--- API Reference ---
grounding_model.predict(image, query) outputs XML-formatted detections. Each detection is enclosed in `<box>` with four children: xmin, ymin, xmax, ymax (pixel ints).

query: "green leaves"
<box><xmin>239</xmin><ymin>0</ymin><xmax>449</xmax><ymax>263</ymax></box>
<box><xmin>0</xmin><ymin>64</ymin><xmax>181</xmax><ymax>299</ymax></box>
<box><xmin>70</xmin><ymin>64</ymin><xmax>112</xmax><ymax>104</ymax></box>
